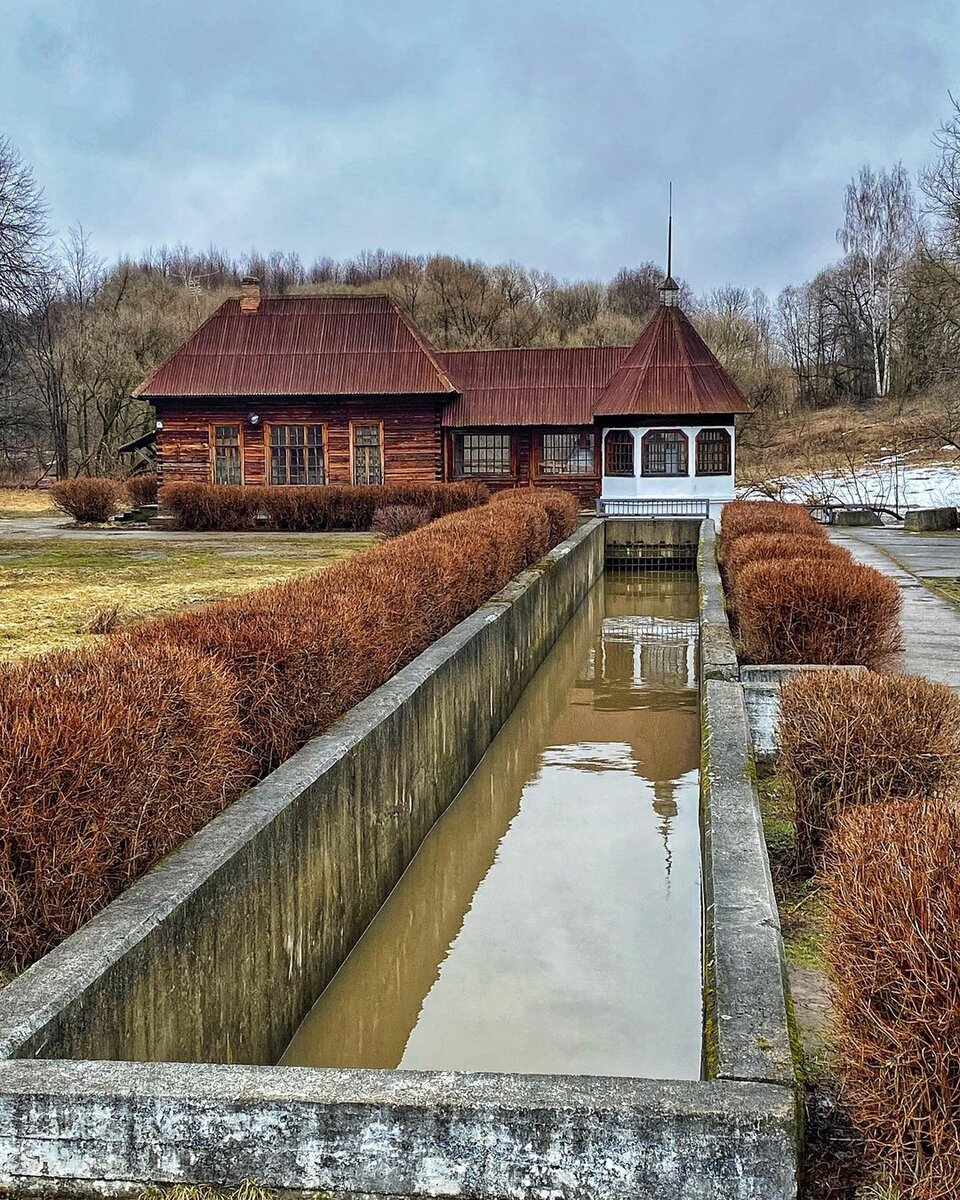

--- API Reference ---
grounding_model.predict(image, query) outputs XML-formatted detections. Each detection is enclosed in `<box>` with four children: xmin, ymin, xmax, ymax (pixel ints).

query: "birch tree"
<box><xmin>838</xmin><ymin>163</ymin><xmax>916</xmax><ymax>397</ymax></box>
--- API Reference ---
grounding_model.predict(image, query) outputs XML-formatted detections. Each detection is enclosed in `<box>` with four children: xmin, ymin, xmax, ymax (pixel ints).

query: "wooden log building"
<box><xmin>135</xmin><ymin>275</ymin><xmax>750</xmax><ymax>509</ymax></box>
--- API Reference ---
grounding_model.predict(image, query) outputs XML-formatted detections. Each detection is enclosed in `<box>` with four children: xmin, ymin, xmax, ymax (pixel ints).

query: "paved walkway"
<box><xmin>830</xmin><ymin>527</ymin><xmax>960</xmax><ymax>688</ymax></box>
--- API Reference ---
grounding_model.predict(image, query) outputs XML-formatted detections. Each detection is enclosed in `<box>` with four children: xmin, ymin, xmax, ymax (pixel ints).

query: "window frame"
<box><xmin>603</xmin><ymin>429</ymin><xmax>635</xmax><ymax>478</ymax></box>
<box><xmin>535</xmin><ymin>428</ymin><xmax>597</xmax><ymax>477</ymax></box>
<box><xmin>641</xmin><ymin>428</ymin><xmax>689</xmax><ymax>478</ymax></box>
<box><xmin>209</xmin><ymin>422</ymin><xmax>244</xmax><ymax>486</ymax></box>
<box><xmin>695</xmin><ymin>427</ymin><xmax>732</xmax><ymax>477</ymax></box>
<box><xmin>451</xmin><ymin>430</ymin><xmax>514</xmax><ymax>478</ymax></box>
<box><xmin>350</xmin><ymin>419</ymin><xmax>385</xmax><ymax>486</ymax></box>
<box><xmin>266</xmin><ymin>422</ymin><xmax>328</xmax><ymax>486</ymax></box>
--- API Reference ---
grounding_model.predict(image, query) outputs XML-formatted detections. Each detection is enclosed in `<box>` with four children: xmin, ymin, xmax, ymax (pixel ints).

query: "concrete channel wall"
<box><xmin>0</xmin><ymin>516</ymin><xmax>799</xmax><ymax>1198</ymax></box>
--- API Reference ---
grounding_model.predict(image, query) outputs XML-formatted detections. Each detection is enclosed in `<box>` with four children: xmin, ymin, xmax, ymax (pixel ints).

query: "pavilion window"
<box><xmin>539</xmin><ymin>430</ymin><xmax>595</xmax><ymax>475</ymax></box>
<box><xmin>641</xmin><ymin>429</ymin><xmax>688</xmax><ymax>477</ymax></box>
<box><xmin>695</xmin><ymin>428</ymin><xmax>731</xmax><ymax>476</ymax></box>
<box><xmin>212</xmin><ymin>424</ymin><xmax>242</xmax><ymax>485</ymax></box>
<box><xmin>453</xmin><ymin>432</ymin><xmax>512</xmax><ymax>476</ymax></box>
<box><xmin>603</xmin><ymin>429</ymin><xmax>634</xmax><ymax>477</ymax></box>
<box><xmin>352</xmin><ymin>422</ymin><xmax>383</xmax><ymax>485</ymax></box>
<box><xmin>269</xmin><ymin>424</ymin><xmax>327</xmax><ymax>485</ymax></box>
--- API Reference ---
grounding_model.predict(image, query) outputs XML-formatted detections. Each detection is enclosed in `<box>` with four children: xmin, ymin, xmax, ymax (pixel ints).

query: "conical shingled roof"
<box><xmin>594</xmin><ymin>303</ymin><xmax>751</xmax><ymax>417</ymax></box>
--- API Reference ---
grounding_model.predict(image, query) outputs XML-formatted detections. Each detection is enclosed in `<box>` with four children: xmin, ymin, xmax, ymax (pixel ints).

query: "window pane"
<box><xmin>353</xmin><ymin>424</ymin><xmax>383</xmax><ymax>484</ymax></box>
<box><xmin>604</xmin><ymin>430</ymin><xmax>634</xmax><ymax>477</ymax></box>
<box><xmin>695</xmin><ymin>428</ymin><xmax>731</xmax><ymax>476</ymax></box>
<box><xmin>642</xmin><ymin>430</ymin><xmax>688</xmax><ymax>476</ymax></box>
<box><xmin>270</xmin><ymin>424</ymin><xmax>327</xmax><ymax>485</ymax></box>
<box><xmin>540</xmin><ymin>431</ymin><xmax>594</xmax><ymax>475</ymax></box>
<box><xmin>455</xmin><ymin>433</ymin><xmax>511</xmax><ymax>475</ymax></box>
<box><xmin>213</xmin><ymin>425</ymin><xmax>241</xmax><ymax>485</ymax></box>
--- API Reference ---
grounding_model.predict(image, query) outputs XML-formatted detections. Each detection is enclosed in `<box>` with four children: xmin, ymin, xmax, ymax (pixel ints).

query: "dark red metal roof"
<box><xmin>439</xmin><ymin>346</ymin><xmax>628</xmax><ymax>427</ymax></box>
<box><xmin>135</xmin><ymin>294</ymin><xmax>456</xmax><ymax>398</ymax></box>
<box><xmin>594</xmin><ymin>304</ymin><xmax>750</xmax><ymax>416</ymax></box>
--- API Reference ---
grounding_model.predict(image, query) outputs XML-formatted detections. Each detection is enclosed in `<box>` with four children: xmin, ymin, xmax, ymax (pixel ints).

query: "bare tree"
<box><xmin>0</xmin><ymin>134</ymin><xmax>48</xmax><ymax>313</ymax></box>
<box><xmin>838</xmin><ymin>163</ymin><xmax>916</xmax><ymax>397</ymax></box>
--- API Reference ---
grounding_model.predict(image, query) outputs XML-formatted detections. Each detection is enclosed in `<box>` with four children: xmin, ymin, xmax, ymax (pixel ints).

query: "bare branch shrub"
<box><xmin>735</xmin><ymin>558</ymin><xmax>902</xmax><ymax>669</ymax></box>
<box><xmin>125</xmin><ymin>474</ymin><xmax>159</xmax><ymax>507</ymax></box>
<box><xmin>49</xmin><ymin>477</ymin><xmax>121</xmax><ymax>522</ymax></box>
<box><xmin>370</xmin><ymin>505</ymin><xmax>430</xmax><ymax>537</ymax></box>
<box><xmin>826</xmin><ymin>798</ymin><xmax>960</xmax><ymax>1198</ymax></box>
<box><xmin>780</xmin><ymin>669</ymin><xmax>960</xmax><ymax>872</ymax></box>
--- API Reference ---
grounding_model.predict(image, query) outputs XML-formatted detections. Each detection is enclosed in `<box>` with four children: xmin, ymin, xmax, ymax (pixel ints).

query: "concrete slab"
<box><xmin>830</xmin><ymin>529</ymin><xmax>960</xmax><ymax>688</ymax></box>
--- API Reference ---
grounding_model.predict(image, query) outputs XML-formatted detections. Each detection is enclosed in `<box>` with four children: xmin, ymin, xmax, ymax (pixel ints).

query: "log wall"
<box><xmin>155</xmin><ymin>397</ymin><xmax>446</xmax><ymax>486</ymax></box>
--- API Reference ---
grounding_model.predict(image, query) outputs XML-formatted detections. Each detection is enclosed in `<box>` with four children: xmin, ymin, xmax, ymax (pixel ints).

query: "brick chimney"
<box><xmin>239</xmin><ymin>276</ymin><xmax>261</xmax><ymax>313</ymax></box>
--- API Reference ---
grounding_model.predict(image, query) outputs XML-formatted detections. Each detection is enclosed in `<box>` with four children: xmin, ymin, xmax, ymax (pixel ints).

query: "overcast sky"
<box><xmin>2</xmin><ymin>0</ymin><xmax>959</xmax><ymax>298</ymax></box>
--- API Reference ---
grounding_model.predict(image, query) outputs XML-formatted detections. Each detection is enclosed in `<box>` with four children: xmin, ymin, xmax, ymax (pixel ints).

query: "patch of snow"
<box><xmin>745</xmin><ymin>456</ymin><xmax>960</xmax><ymax>511</ymax></box>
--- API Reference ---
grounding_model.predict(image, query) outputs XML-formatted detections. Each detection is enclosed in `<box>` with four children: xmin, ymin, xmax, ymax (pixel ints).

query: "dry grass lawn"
<box><xmin>0</xmin><ymin>487</ymin><xmax>60</xmax><ymax>518</ymax></box>
<box><xmin>0</xmin><ymin>534</ymin><xmax>375</xmax><ymax>660</ymax></box>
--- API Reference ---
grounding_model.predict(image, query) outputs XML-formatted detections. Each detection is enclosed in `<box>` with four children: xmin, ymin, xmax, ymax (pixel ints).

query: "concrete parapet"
<box><xmin>697</xmin><ymin>520</ymin><xmax>739</xmax><ymax>681</ymax></box>
<box><xmin>700</xmin><ymin>679</ymin><xmax>795</xmax><ymax>1090</ymax></box>
<box><xmin>0</xmin><ymin>1060</ymin><xmax>798</xmax><ymax>1199</ymax></box>
<box><xmin>904</xmin><ymin>506</ymin><xmax>959</xmax><ymax>532</ymax></box>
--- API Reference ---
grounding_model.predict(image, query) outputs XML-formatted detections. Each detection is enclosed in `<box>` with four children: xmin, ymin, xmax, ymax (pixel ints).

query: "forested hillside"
<box><xmin>3</xmin><ymin>97</ymin><xmax>960</xmax><ymax>481</ymax></box>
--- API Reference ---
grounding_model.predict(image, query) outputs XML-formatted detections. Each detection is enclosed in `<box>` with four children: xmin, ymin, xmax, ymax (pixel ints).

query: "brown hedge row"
<box><xmin>0</xmin><ymin>643</ymin><xmax>246</xmax><ymax>967</ymax></box>
<box><xmin>160</xmin><ymin>481</ymin><xmax>490</xmax><ymax>531</ymax></box>
<box><xmin>779</xmin><ymin>668</ymin><xmax>960</xmax><ymax>873</ymax></box>
<box><xmin>722</xmin><ymin>531</ymin><xmax>851</xmax><ymax>591</ymax></box>
<box><xmin>0</xmin><ymin>489</ymin><xmax>576</xmax><ymax>966</ymax></box>
<box><xmin>720</xmin><ymin>499</ymin><xmax>825</xmax><ymax>545</ymax></box>
<box><xmin>733</xmin><ymin>557</ymin><xmax>902</xmax><ymax>669</ymax></box>
<box><xmin>826</xmin><ymin>798</ymin><xmax>960</xmax><ymax>1199</ymax></box>
<box><xmin>125</xmin><ymin>474</ymin><xmax>160</xmax><ymax>507</ymax></box>
<box><xmin>50</xmin><ymin>477</ymin><xmax>122</xmax><ymax>523</ymax></box>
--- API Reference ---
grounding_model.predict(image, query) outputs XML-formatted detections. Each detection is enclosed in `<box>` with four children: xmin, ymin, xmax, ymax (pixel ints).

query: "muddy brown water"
<box><xmin>281</xmin><ymin>572</ymin><xmax>702</xmax><ymax>1079</ymax></box>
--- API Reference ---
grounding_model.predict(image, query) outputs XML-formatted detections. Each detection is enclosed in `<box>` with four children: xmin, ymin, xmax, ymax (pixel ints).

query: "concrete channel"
<box><xmin>0</xmin><ymin>518</ymin><xmax>798</xmax><ymax>1198</ymax></box>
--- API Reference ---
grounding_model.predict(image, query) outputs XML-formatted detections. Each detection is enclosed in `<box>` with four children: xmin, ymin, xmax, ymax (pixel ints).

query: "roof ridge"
<box><xmin>387</xmin><ymin>297</ymin><xmax>457</xmax><ymax>393</ymax></box>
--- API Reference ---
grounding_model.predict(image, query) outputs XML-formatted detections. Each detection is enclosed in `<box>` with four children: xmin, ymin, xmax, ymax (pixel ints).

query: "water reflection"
<box><xmin>281</xmin><ymin>572</ymin><xmax>702</xmax><ymax>1079</ymax></box>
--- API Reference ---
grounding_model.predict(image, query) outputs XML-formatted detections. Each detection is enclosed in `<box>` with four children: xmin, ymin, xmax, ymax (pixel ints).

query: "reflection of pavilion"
<box><xmin>552</xmin><ymin>575</ymin><xmax>700</xmax><ymax>878</ymax></box>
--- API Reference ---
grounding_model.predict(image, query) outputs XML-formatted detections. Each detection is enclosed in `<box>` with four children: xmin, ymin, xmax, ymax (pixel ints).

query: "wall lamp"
<box><xmin>248</xmin><ymin>412</ymin><xmax>262</xmax><ymax>427</ymax></box>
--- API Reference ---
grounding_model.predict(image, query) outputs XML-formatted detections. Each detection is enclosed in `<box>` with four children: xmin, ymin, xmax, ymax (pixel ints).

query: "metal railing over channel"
<box><xmin>595</xmin><ymin>498</ymin><xmax>712</xmax><ymax>519</ymax></box>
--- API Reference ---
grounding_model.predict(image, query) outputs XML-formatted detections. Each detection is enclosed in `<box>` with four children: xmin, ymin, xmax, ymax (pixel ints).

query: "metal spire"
<box><xmin>667</xmin><ymin>180</ymin><xmax>672</xmax><ymax>279</ymax></box>
<box><xmin>660</xmin><ymin>182</ymin><xmax>680</xmax><ymax>306</ymax></box>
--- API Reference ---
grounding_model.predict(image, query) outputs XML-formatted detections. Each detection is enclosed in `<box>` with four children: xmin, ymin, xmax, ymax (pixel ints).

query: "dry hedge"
<box><xmin>735</xmin><ymin>557</ymin><xmax>902</xmax><ymax>670</ymax></box>
<box><xmin>0</xmin><ymin>643</ymin><xmax>246</xmax><ymax>966</ymax></box>
<box><xmin>826</xmin><ymin>798</ymin><xmax>960</xmax><ymax>1199</ymax></box>
<box><xmin>721</xmin><ymin>499</ymin><xmax>825</xmax><ymax>545</ymax></box>
<box><xmin>50</xmin><ymin>477</ymin><xmax>122</xmax><ymax>523</ymax></box>
<box><xmin>0</xmin><ymin>490</ymin><xmax>576</xmax><ymax>967</ymax></box>
<box><xmin>722</xmin><ymin>532</ymin><xmax>851</xmax><ymax>590</ymax></box>
<box><xmin>779</xmin><ymin>669</ymin><xmax>960</xmax><ymax>873</ymax></box>
<box><xmin>125</xmin><ymin>474</ymin><xmax>159</xmax><ymax>507</ymax></box>
<box><xmin>161</xmin><ymin>481</ymin><xmax>490</xmax><ymax>531</ymax></box>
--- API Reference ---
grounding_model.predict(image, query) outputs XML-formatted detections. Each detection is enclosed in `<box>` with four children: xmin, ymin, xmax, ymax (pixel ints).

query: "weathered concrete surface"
<box><xmin>697</xmin><ymin>520</ymin><xmax>739</xmax><ymax>681</ymax></box>
<box><xmin>0</xmin><ymin>1059</ymin><xmax>798</xmax><ymax>1200</ymax></box>
<box><xmin>904</xmin><ymin>506</ymin><xmax>958</xmax><ymax>532</ymax></box>
<box><xmin>830</xmin><ymin>528</ymin><xmax>960</xmax><ymax>688</ymax></box>
<box><xmin>604</xmin><ymin>517</ymin><xmax>702</xmax><ymax>564</ymax></box>
<box><xmin>700</xmin><ymin>679</ymin><xmax>795</xmax><ymax>1091</ymax></box>
<box><xmin>740</xmin><ymin>665</ymin><xmax>867</xmax><ymax>767</ymax></box>
<box><xmin>0</xmin><ymin>521</ymin><xmax>605</xmax><ymax>1066</ymax></box>
<box><xmin>833</xmin><ymin>508</ymin><xmax>881</xmax><ymax>527</ymax></box>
